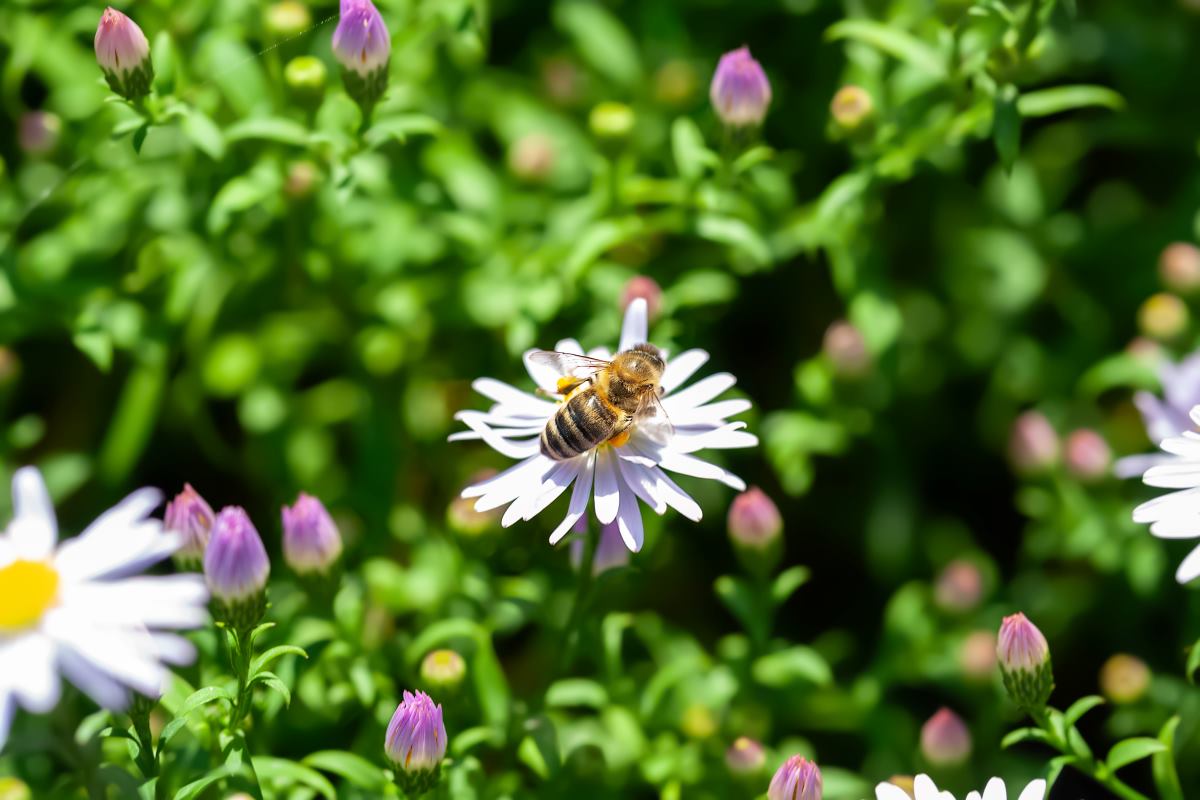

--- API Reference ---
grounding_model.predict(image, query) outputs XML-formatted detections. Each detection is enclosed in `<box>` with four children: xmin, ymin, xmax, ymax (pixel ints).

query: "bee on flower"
<box><xmin>450</xmin><ymin>298</ymin><xmax>757</xmax><ymax>552</ymax></box>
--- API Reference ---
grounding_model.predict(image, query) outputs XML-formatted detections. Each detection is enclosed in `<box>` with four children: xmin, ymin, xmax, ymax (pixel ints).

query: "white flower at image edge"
<box><xmin>0</xmin><ymin>468</ymin><xmax>209</xmax><ymax>751</ymax></box>
<box><xmin>1131</xmin><ymin>405</ymin><xmax>1200</xmax><ymax>583</ymax></box>
<box><xmin>876</xmin><ymin>775</ymin><xmax>1046</xmax><ymax>800</ymax></box>
<box><xmin>450</xmin><ymin>298</ymin><xmax>757</xmax><ymax>551</ymax></box>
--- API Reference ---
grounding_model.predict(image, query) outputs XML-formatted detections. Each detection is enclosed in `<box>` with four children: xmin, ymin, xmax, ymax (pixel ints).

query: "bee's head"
<box><xmin>618</xmin><ymin>344</ymin><xmax>666</xmax><ymax>387</ymax></box>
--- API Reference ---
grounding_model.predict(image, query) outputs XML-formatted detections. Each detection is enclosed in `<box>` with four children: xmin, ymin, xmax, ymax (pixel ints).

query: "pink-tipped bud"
<box><xmin>1099</xmin><ymin>653</ymin><xmax>1150</xmax><ymax>704</ymax></box>
<box><xmin>830</xmin><ymin>85</ymin><xmax>873</xmax><ymax>131</ymax></box>
<box><xmin>823</xmin><ymin>320</ymin><xmax>871</xmax><ymax>377</ymax></box>
<box><xmin>998</xmin><ymin>612</ymin><xmax>1054</xmax><ymax>709</ymax></box>
<box><xmin>19</xmin><ymin>112</ymin><xmax>61</xmax><ymax>156</ymax></box>
<box><xmin>94</xmin><ymin>8</ymin><xmax>153</xmax><ymax>100</ymax></box>
<box><xmin>1159</xmin><ymin>242</ymin><xmax>1200</xmax><ymax>293</ymax></box>
<box><xmin>959</xmin><ymin>631</ymin><xmax>998</xmax><ymax>681</ymax></box>
<box><xmin>1008</xmin><ymin>411</ymin><xmax>1059</xmax><ymax>475</ymax></box>
<box><xmin>1138</xmin><ymin>292</ymin><xmax>1188</xmax><ymax>340</ymax></box>
<box><xmin>281</xmin><ymin>493</ymin><xmax>343</xmax><ymax>577</ymax></box>
<box><xmin>727</xmin><ymin>487</ymin><xmax>783</xmax><ymax>576</ymax></box>
<box><xmin>1064</xmin><ymin>428</ymin><xmax>1112</xmax><ymax>482</ymax></box>
<box><xmin>710</xmin><ymin>46</ymin><xmax>772</xmax><ymax>128</ymax></box>
<box><xmin>621</xmin><ymin>276</ymin><xmax>663</xmax><ymax>322</ymax></box>
<box><xmin>204</xmin><ymin>507</ymin><xmax>270</xmax><ymax>629</ymax></box>
<box><xmin>726</xmin><ymin>736</ymin><xmax>766</xmax><ymax>776</ymax></box>
<box><xmin>385</xmin><ymin>691</ymin><xmax>447</xmax><ymax>795</ymax></box>
<box><xmin>507</xmin><ymin>133</ymin><xmax>556</xmax><ymax>182</ymax></box>
<box><xmin>332</xmin><ymin>0</ymin><xmax>390</xmax><ymax>111</ymax></box>
<box><xmin>920</xmin><ymin>708</ymin><xmax>972</xmax><ymax>766</ymax></box>
<box><xmin>767</xmin><ymin>755</ymin><xmax>822</xmax><ymax>800</ymax></box>
<box><xmin>934</xmin><ymin>560</ymin><xmax>984</xmax><ymax>613</ymax></box>
<box><xmin>164</xmin><ymin>484</ymin><xmax>215</xmax><ymax>571</ymax></box>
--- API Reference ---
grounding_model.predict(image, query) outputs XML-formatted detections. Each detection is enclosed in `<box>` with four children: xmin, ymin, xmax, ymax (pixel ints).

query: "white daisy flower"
<box><xmin>449</xmin><ymin>298</ymin><xmax>757</xmax><ymax>552</ymax></box>
<box><xmin>1130</xmin><ymin>404</ymin><xmax>1200</xmax><ymax>583</ymax></box>
<box><xmin>0</xmin><ymin>467</ymin><xmax>209</xmax><ymax>752</ymax></box>
<box><xmin>875</xmin><ymin>775</ymin><xmax>1046</xmax><ymax>800</ymax></box>
<box><xmin>1115</xmin><ymin>349</ymin><xmax>1200</xmax><ymax>478</ymax></box>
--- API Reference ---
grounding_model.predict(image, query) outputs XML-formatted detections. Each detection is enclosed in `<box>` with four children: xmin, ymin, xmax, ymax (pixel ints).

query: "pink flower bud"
<box><xmin>332</xmin><ymin>0</ymin><xmax>390</xmax><ymax>111</ymax></box>
<box><xmin>385</xmin><ymin>690</ymin><xmax>447</xmax><ymax>794</ymax></box>
<box><xmin>1159</xmin><ymin>242</ymin><xmax>1200</xmax><ymax>293</ymax></box>
<box><xmin>998</xmin><ymin>612</ymin><xmax>1054</xmax><ymax>709</ymax></box>
<box><xmin>920</xmin><ymin>708</ymin><xmax>972</xmax><ymax>766</ymax></box>
<box><xmin>1064</xmin><ymin>428</ymin><xmax>1112</xmax><ymax>482</ymax></box>
<box><xmin>94</xmin><ymin>8</ymin><xmax>153</xmax><ymax>100</ymax></box>
<box><xmin>19</xmin><ymin>112</ymin><xmax>61</xmax><ymax>156</ymax></box>
<box><xmin>959</xmin><ymin>630</ymin><xmax>997</xmax><ymax>681</ymax></box>
<box><xmin>507</xmin><ymin>133</ymin><xmax>556</xmax><ymax>182</ymax></box>
<box><xmin>823</xmin><ymin>320</ymin><xmax>870</xmax><ymax>377</ymax></box>
<box><xmin>1008</xmin><ymin>411</ymin><xmax>1058</xmax><ymax>475</ymax></box>
<box><xmin>728</xmin><ymin>487</ymin><xmax>782</xmax><ymax>549</ymax></box>
<box><xmin>621</xmin><ymin>276</ymin><xmax>663</xmax><ymax>322</ymax></box>
<box><xmin>204</xmin><ymin>507</ymin><xmax>270</xmax><ymax>628</ymax></box>
<box><xmin>710</xmin><ymin>47</ymin><xmax>772</xmax><ymax>128</ymax></box>
<box><xmin>768</xmin><ymin>755</ymin><xmax>822</xmax><ymax>800</ymax></box>
<box><xmin>830</xmin><ymin>85</ymin><xmax>873</xmax><ymax>130</ymax></box>
<box><xmin>934</xmin><ymin>560</ymin><xmax>984</xmax><ymax>613</ymax></box>
<box><xmin>726</xmin><ymin>736</ymin><xmax>766</xmax><ymax>775</ymax></box>
<box><xmin>282</xmin><ymin>493</ymin><xmax>343</xmax><ymax>576</ymax></box>
<box><xmin>164</xmin><ymin>484</ymin><xmax>215</xmax><ymax>570</ymax></box>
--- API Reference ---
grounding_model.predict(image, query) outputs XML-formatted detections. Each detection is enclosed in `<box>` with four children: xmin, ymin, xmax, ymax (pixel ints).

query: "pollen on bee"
<box><xmin>608</xmin><ymin>430</ymin><xmax>631</xmax><ymax>448</ymax></box>
<box><xmin>556</xmin><ymin>376</ymin><xmax>577</xmax><ymax>394</ymax></box>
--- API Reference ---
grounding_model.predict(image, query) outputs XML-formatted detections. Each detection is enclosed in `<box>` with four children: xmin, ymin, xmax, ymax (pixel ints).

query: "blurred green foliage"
<box><xmin>4</xmin><ymin>0</ymin><xmax>1200</xmax><ymax>797</ymax></box>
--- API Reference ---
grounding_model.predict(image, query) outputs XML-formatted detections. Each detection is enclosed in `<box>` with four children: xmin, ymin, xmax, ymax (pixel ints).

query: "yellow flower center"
<box><xmin>0</xmin><ymin>560</ymin><xmax>59</xmax><ymax>631</ymax></box>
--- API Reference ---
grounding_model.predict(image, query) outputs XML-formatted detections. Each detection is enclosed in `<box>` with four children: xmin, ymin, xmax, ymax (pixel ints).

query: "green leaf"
<box><xmin>1106</xmin><ymin>737</ymin><xmax>1168</xmax><ymax>771</ymax></box>
<box><xmin>732</xmin><ymin>145</ymin><xmax>775</xmax><ymax>175</ymax></box>
<box><xmin>138</xmin><ymin>777</ymin><xmax>159</xmax><ymax>800</ymax></box>
<box><xmin>254</xmin><ymin>756</ymin><xmax>337</xmax><ymax>800</ymax></box>
<box><xmin>751</xmin><ymin>646</ymin><xmax>832</xmax><ymax>688</ymax></box>
<box><xmin>132</xmin><ymin>123</ymin><xmax>150</xmax><ymax>154</ymax></box>
<box><xmin>695</xmin><ymin>215</ymin><xmax>771</xmax><ymax>266</ymax></box>
<box><xmin>771</xmin><ymin>565</ymin><xmax>811</xmax><ymax>606</ymax></box>
<box><xmin>303</xmin><ymin>750</ymin><xmax>389</xmax><ymax>791</ymax></box>
<box><xmin>224</xmin><ymin>116</ymin><xmax>311</xmax><ymax>147</ymax></box>
<box><xmin>545</xmin><ymin>678</ymin><xmax>608</xmax><ymax>709</ymax></box>
<box><xmin>181</xmin><ymin>109</ymin><xmax>226</xmax><ymax>160</ymax></box>
<box><xmin>671</xmin><ymin>117</ymin><xmax>716</xmax><ymax>181</ymax></box>
<box><xmin>1017</xmin><ymin>85</ymin><xmax>1124</xmax><ymax>118</ymax></box>
<box><xmin>173</xmin><ymin>767</ymin><xmax>232</xmax><ymax>800</ymax></box>
<box><xmin>1045</xmin><ymin>755</ymin><xmax>1079</xmax><ymax>791</ymax></box>
<box><xmin>553</xmin><ymin>0</ymin><xmax>642</xmax><ymax>88</ymax></box>
<box><xmin>1064</xmin><ymin>695</ymin><xmax>1105</xmax><ymax>728</ymax></box>
<box><xmin>825</xmin><ymin>19</ymin><xmax>946</xmax><ymax>77</ymax></box>
<box><xmin>993</xmin><ymin>84</ymin><xmax>1021</xmax><ymax>171</ymax></box>
<box><xmin>250</xmin><ymin>671</ymin><xmax>292</xmax><ymax>706</ymax></box>
<box><xmin>714</xmin><ymin>575</ymin><xmax>765</xmax><ymax>643</ymax></box>
<box><xmin>251</xmin><ymin>645</ymin><xmax>307</xmax><ymax>677</ymax></box>
<box><xmin>73</xmin><ymin>331</ymin><xmax>112</xmax><ymax>372</ymax></box>
<box><xmin>452</xmin><ymin>726</ymin><xmax>505</xmax><ymax>755</ymax></box>
<box><xmin>364</xmin><ymin>114</ymin><xmax>443</xmax><ymax>148</ymax></box>
<box><xmin>1001</xmin><ymin>727</ymin><xmax>1049</xmax><ymax>748</ymax></box>
<box><xmin>1186</xmin><ymin>637</ymin><xmax>1200</xmax><ymax>683</ymax></box>
<box><xmin>1153</xmin><ymin>716</ymin><xmax>1184</xmax><ymax>800</ymax></box>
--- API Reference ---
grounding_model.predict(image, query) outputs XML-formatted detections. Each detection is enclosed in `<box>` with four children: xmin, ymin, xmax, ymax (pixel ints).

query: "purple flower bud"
<box><xmin>934</xmin><ymin>559</ymin><xmax>983</xmax><ymax>613</ymax></box>
<box><xmin>728</xmin><ymin>487</ymin><xmax>783</xmax><ymax>548</ymax></box>
<box><xmin>767</xmin><ymin>755</ymin><xmax>822</xmax><ymax>800</ymax></box>
<box><xmin>1064</xmin><ymin>429</ymin><xmax>1112</xmax><ymax>482</ymax></box>
<box><xmin>385</xmin><ymin>691</ymin><xmax>447</xmax><ymax>794</ymax></box>
<box><xmin>1159</xmin><ymin>242</ymin><xmax>1200</xmax><ymax>293</ymax></box>
<box><xmin>420</xmin><ymin>649</ymin><xmax>467</xmax><ymax>690</ymax></box>
<box><xmin>725</xmin><ymin>736</ymin><xmax>766</xmax><ymax>775</ymax></box>
<box><xmin>19</xmin><ymin>112</ymin><xmax>61</xmax><ymax>156</ymax></box>
<box><xmin>710</xmin><ymin>46</ymin><xmax>772</xmax><ymax>128</ymax></box>
<box><xmin>204</xmin><ymin>507</ymin><xmax>270</xmax><ymax>628</ymax></box>
<box><xmin>1008</xmin><ymin>411</ymin><xmax>1058</xmax><ymax>475</ymax></box>
<box><xmin>998</xmin><ymin>612</ymin><xmax>1054</xmax><ymax>709</ymax></box>
<box><xmin>164</xmin><ymin>484</ymin><xmax>215</xmax><ymax>570</ymax></box>
<box><xmin>920</xmin><ymin>708</ymin><xmax>972</xmax><ymax>766</ymax></box>
<box><xmin>94</xmin><ymin>8</ymin><xmax>153</xmax><ymax>100</ymax></box>
<box><xmin>823</xmin><ymin>320</ymin><xmax>871</xmax><ymax>377</ymax></box>
<box><xmin>621</xmin><ymin>276</ymin><xmax>663</xmax><ymax>322</ymax></box>
<box><xmin>332</xmin><ymin>0</ymin><xmax>390</xmax><ymax>111</ymax></box>
<box><xmin>281</xmin><ymin>493</ymin><xmax>343</xmax><ymax>576</ymax></box>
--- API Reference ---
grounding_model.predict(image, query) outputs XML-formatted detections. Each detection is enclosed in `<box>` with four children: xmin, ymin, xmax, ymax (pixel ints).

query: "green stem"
<box><xmin>227</xmin><ymin>626</ymin><xmax>256</xmax><ymax>732</ymax></box>
<box><xmin>1030</xmin><ymin>707</ymin><xmax>1151</xmax><ymax>800</ymax></box>
<box><xmin>130</xmin><ymin>712</ymin><xmax>158</xmax><ymax>779</ymax></box>
<box><xmin>558</xmin><ymin>525</ymin><xmax>598</xmax><ymax>674</ymax></box>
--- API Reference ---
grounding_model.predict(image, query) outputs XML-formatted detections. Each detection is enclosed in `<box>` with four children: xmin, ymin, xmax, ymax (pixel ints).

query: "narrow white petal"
<box><xmin>594</xmin><ymin>450</ymin><xmax>620</xmax><ymax>525</ymax></box>
<box><xmin>874</xmin><ymin>785</ymin><xmax>912</xmax><ymax>800</ymax></box>
<box><xmin>462</xmin><ymin>455</ymin><xmax>543</xmax><ymax>498</ymax></box>
<box><xmin>614</xmin><ymin>479</ymin><xmax>644</xmax><ymax>552</ymax></box>
<box><xmin>0</xmin><ymin>690</ymin><xmax>12</xmax><ymax>753</ymax></box>
<box><xmin>523</xmin><ymin>349</ymin><xmax>563</xmax><ymax>393</ymax></box>
<box><xmin>658</xmin><ymin>450</ymin><xmax>746</xmax><ymax>490</ymax></box>
<box><xmin>1114</xmin><ymin>452</ymin><xmax>1169</xmax><ymax>479</ymax></box>
<box><xmin>8</xmin><ymin>466</ymin><xmax>57</xmax><ymax>559</ymax></box>
<box><xmin>550</xmin><ymin>452</ymin><xmax>595</xmax><ymax>544</ymax></box>
<box><xmin>524</xmin><ymin>459</ymin><xmax>583</xmax><ymax>520</ymax></box>
<box><xmin>1190</xmin><ymin>404</ymin><xmax>1200</xmax><ymax>428</ymax></box>
<box><xmin>1143</xmin><ymin>460</ymin><xmax>1200</xmax><ymax>489</ymax></box>
<box><xmin>1176</xmin><ymin>544</ymin><xmax>1200</xmax><ymax>584</ymax></box>
<box><xmin>619</xmin><ymin>298</ymin><xmax>648</xmax><ymax>353</ymax></box>
<box><xmin>661</xmin><ymin>373</ymin><xmax>737</xmax><ymax>414</ymax></box>
<box><xmin>1159</xmin><ymin>433</ymin><xmax>1200</xmax><ymax>458</ymax></box>
<box><xmin>981</xmin><ymin>777</ymin><xmax>1007</xmax><ymax>800</ymax></box>
<box><xmin>668</xmin><ymin>398</ymin><xmax>752</xmax><ymax>426</ymax></box>
<box><xmin>618</xmin><ymin>457</ymin><xmax>666</xmax><ymax>514</ymax></box>
<box><xmin>55</xmin><ymin>646</ymin><xmax>129</xmax><ymax>711</ymax></box>
<box><xmin>660</xmin><ymin>349</ymin><xmax>709</xmax><ymax>394</ymax></box>
<box><xmin>149</xmin><ymin>633</ymin><xmax>197</xmax><ymax>666</ymax></box>
<box><xmin>1016</xmin><ymin>780</ymin><xmax>1046</xmax><ymax>800</ymax></box>
<box><xmin>912</xmin><ymin>775</ymin><xmax>942</xmax><ymax>800</ymax></box>
<box><xmin>77</xmin><ymin>487</ymin><xmax>162</xmax><ymax>542</ymax></box>
<box><xmin>556</xmin><ymin>338</ymin><xmax>585</xmax><ymax>354</ymax></box>
<box><xmin>654</xmin><ymin>468</ymin><xmax>702</xmax><ymax>522</ymax></box>
<box><xmin>472</xmin><ymin>378</ymin><xmax>558</xmax><ymax>417</ymax></box>
<box><xmin>55</xmin><ymin>527</ymin><xmax>180</xmax><ymax>583</ymax></box>
<box><xmin>0</xmin><ymin>634</ymin><xmax>60</xmax><ymax>713</ymax></box>
<box><xmin>60</xmin><ymin>575</ymin><xmax>209</xmax><ymax>629</ymax></box>
<box><xmin>671</xmin><ymin>423</ymin><xmax>758</xmax><ymax>454</ymax></box>
<box><xmin>966</xmin><ymin>794</ymin><xmax>983</xmax><ymax>800</ymax></box>
<box><xmin>473</xmin><ymin>457</ymin><xmax>554</xmax><ymax>512</ymax></box>
<box><xmin>456</xmin><ymin>415</ymin><xmax>542</xmax><ymax>459</ymax></box>
<box><xmin>43</xmin><ymin>616</ymin><xmax>165</xmax><ymax>699</ymax></box>
<box><xmin>454</xmin><ymin>410</ymin><xmax>546</xmax><ymax>434</ymax></box>
<box><xmin>588</xmin><ymin>347</ymin><xmax>612</xmax><ymax>361</ymax></box>
<box><xmin>1132</xmin><ymin>487</ymin><xmax>1200</xmax><ymax>522</ymax></box>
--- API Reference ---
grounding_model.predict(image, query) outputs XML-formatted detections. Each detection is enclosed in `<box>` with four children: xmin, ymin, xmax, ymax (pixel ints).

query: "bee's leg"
<box><xmin>608</xmin><ymin>429</ymin><xmax>632</xmax><ymax>448</ymax></box>
<box><xmin>556</xmin><ymin>376</ymin><xmax>586</xmax><ymax>395</ymax></box>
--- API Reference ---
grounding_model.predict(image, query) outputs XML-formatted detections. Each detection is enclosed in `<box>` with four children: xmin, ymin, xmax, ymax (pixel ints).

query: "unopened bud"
<box><xmin>541</xmin><ymin>56</ymin><xmax>582</xmax><ymax>106</ymax></box>
<box><xmin>281</xmin><ymin>493</ymin><xmax>343</xmax><ymax>578</ymax></box>
<box><xmin>934</xmin><ymin>560</ymin><xmax>983</xmax><ymax>613</ymax></box>
<box><xmin>710</xmin><ymin>47</ymin><xmax>772</xmax><ymax>128</ymax></box>
<box><xmin>285</xmin><ymin>160</ymin><xmax>319</xmax><ymax>200</ymax></box>
<box><xmin>385</xmin><ymin>691</ymin><xmax>447</xmax><ymax>795</ymax></box>
<box><xmin>1099</xmin><ymin>653</ymin><xmax>1150</xmax><ymax>704</ymax></box>
<box><xmin>448</xmin><ymin>469</ymin><xmax>501</xmax><ymax>535</ymax></box>
<box><xmin>959</xmin><ymin>630</ymin><xmax>998</xmax><ymax>681</ymax></box>
<box><xmin>726</xmin><ymin>736</ymin><xmax>766</xmax><ymax>776</ymax></box>
<box><xmin>830</xmin><ymin>85</ymin><xmax>873</xmax><ymax>131</ymax></box>
<box><xmin>94</xmin><ymin>7</ymin><xmax>154</xmax><ymax>100</ymax></box>
<box><xmin>264</xmin><ymin>0</ymin><xmax>312</xmax><ymax>41</ymax></box>
<box><xmin>507</xmin><ymin>132</ymin><xmax>556</xmax><ymax>182</ymax></box>
<box><xmin>680</xmin><ymin>704</ymin><xmax>717</xmax><ymax>739</ymax></box>
<box><xmin>621</xmin><ymin>275</ymin><xmax>663</xmax><ymax>322</ymax></box>
<box><xmin>823</xmin><ymin>320</ymin><xmax>870</xmax><ymax>377</ymax></box>
<box><xmin>1008</xmin><ymin>411</ymin><xmax>1058</xmax><ymax>475</ymax></box>
<box><xmin>727</xmin><ymin>487</ymin><xmax>783</xmax><ymax>575</ymax></box>
<box><xmin>1064</xmin><ymin>428</ymin><xmax>1112</xmax><ymax>482</ymax></box>
<box><xmin>1159</xmin><ymin>242</ymin><xmax>1200</xmax><ymax>293</ymax></box>
<box><xmin>284</xmin><ymin>56</ymin><xmax>327</xmax><ymax>108</ymax></box>
<box><xmin>920</xmin><ymin>708</ymin><xmax>972</xmax><ymax>766</ymax></box>
<box><xmin>332</xmin><ymin>0</ymin><xmax>390</xmax><ymax>114</ymax></box>
<box><xmin>768</xmin><ymin>755</ymin><xmax>822</xmax><ymax>800</ymax></box>
<box><xmin>204</xmin><ymin>507</ymin><xmax>270</xmax><ymax>629</ymax></box>
<box><xmin>1138</xmin><ymin>292</ymin><xmax>1188</xmax><ymax>340</ymax></box>
<box><xmin>19</xmin><ymin>111</ymin><xmax>61</xmax><ymax>156</ymax></box>
<box><xmin>998</xmin><ymin>612</ymin><xmax>1054</xmax><ymax>710</ymax></box>
<box><xmin>588</xmin><ymin>101</ymin><xmax>635</xmax><ymax>142</ymax></box>
<box><xmin>164</xmin><ymin>484</ymin><xmax>215</xmax><ymax>571</ymax></box>
<box><xmin>420</xmin><ymin>649</ymin><xmax>467</xmax><ymax>691</ymax></box>
<box><xmin>655</xmin><ymin>59</ymin><xmax>698</xmax><ymax>106</ymax></box>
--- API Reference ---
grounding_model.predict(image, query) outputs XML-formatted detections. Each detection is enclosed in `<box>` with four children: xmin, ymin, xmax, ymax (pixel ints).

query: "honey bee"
<box><xmin>529</xmin><ymin>344</ymin><xmax>670</xmax><ymax>461</ymax></box>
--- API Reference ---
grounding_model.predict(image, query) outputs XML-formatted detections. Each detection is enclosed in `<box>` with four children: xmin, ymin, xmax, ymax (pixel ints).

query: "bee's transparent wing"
<box><xmin>527</xmin><ymin>350</ymin><xmax>611</xmax><ymax>379</ymax></box>
<box><xmin>636</xmin><ymin>389</ymin><xmax>675</xmax><ymax>443</ymax></box>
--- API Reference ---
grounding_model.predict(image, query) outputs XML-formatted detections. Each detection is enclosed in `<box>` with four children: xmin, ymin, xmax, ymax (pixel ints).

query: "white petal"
<box><xmin>594</xmin><ymin>450</ymin><xmax>620</xmax><ymax>525</ymax></box>
<box><xmin>1114</xmin><ymin>452</ymin><xmax>1170</xmax><ymax>479</ymax></box>
<box><xmin>0</xmin><ymin>633</ymin><xmax>60</xmax><ymax>713</ymax></box>
<box><xmin>617</xmin><ymin>457</ymin><xmax>666</xmax><ymax>514</ymax></box>
<box><xmin>1132</xmin><ymin>487</ymin><xmax>1200</xmax><ymax>523</ymax></box>
<box><xmin>472</xmin><ymin>378</ymin><xmax>558</xmax><ymax>417</ymax></box>
<box><xmin>614</xmin><ymin>478</ymin><xmax>644</xmax><ymax>552</ymax></box>
<box><xmin>523</xmin><ymin>349</ymin><xmax>563</xmax><ymax>394</ymax></box>
<box><xmin>966</xmin><ymin>794</ymin><xmax>982</xmax><ymax>800</ymax></box>
<box><xmin>78</xmin><ymin>487</ymin><xmax>162</xmax><ymax>541</ymax></box>
<box><xmin>1190</xmin><ymin>404</ymin><xmax>1200</xmax><ymax>428</ymax></box>
<box><xmin>668</xmin><ymin>398</ymin><xmax>752</xmax><ymax>427</ymax></box>
<box><xmin>1016</xmin><ymin>780</ymin><xmax>1046</xmax><ymax>800</ymax></box>
<box><xmin>654</xmin><ymin>468</ymin><xmax>702</xmax><ymax>522</ymax></box>
<box><xmin>913</xmin><ymin>775</ymin><xmax>942</xmax><ymax>800</ymax></box>
<box><xmin>43</xmin><ymin>615</ymin><xmax>165</xmax><ymax>700</ymax></box>
<box><xmin>874</xmin><ymin>784</ymin><xmax>913</xmax><ymax>800</ymax></box>
<box><xmin>661</xmin><ymin>373</ymin><xmax>736</xmax><ymax>414</ymax></box>
<box><xmin>619</xmin><ymin>298</ymin><xmax>648</xmax><ymax>353</ymax></box>
<box><xmin>661</xmin><ymin>349</ymin><xmax>709</xmax><ymax>394</ymax></box>
<box><xmin>550</xmin><ymin>452</ymin><xmax>596</xmax><ymax>544</ymax></box>
<box><xmin>149</xmin><ymin>633</ymin><xmax>198</xmax><ymax>666</ymax></box>
<box><xmin>8</xmin><ymin>466</ymin><xmax>57</xmax><ymax>559</ymax></box>
<box><xmin>1143</xmin><ymin>460</ymin><xmax>1200</xmax><ymax>489</ymax></box>
<box><xmin>1159</xmin><ymin>432</ymin><xmax>1200</xmax><ymax>458</ymax></box>
<box><xmin>524</xmin><ymin>459</ymin><xmax>583</xmax><ymax>521</ymax></box>
<box><xmin>588</xmin><ymin>346</ymin><xmax>612</xmax><ymax>361</ymax></box>
<box><xmin>56</xmin><ymin>645</ymin><xmax>129</xmax><ymax>711</ymax></box>
<box><xmin>455</xmin><ymin>414</ymin><xmax>542</xmax><ymax>460</ymax></box>
<box><xmin>670</xmin><ymin>423</ymin><xmax>758</xmax><ymax>454</ymax></box>
<box><xmin>0</xmin><ymin>690</ymin><xmax>13</xmax><ymax>753</ymax></box>
<box><xmin>981</xmin><ymin>777</ymin><xmax>1008</xmax><ymax>800</ymax></box>
<box><xmin>1148</xmin><ymin>517</ymin><xmax>1200</xmax><ymax>539</ymax></box>
<box><xmin>657</xmin><ymin>450</ymin><xmax>746</xmax><ymax>490</ymax></box>
<box><xmin>464</xmin><ymin>455</ymin><xmax>545</xmax><ymax>501</ymax></box>
<box><xmin>556</xmin><ymin>338</ymin><xmax>585</xmax><ymax>354</ymax></box>
<box><xmin>60</xmin><ymin>575</ymin><xmax>209</xmax><ymax>630</ymax></box>
<box><xmin>1176</xmin><ymin>543</ymin><xmax>1200</xmax><ymax>583</ymax></box>
<box><xmin>55</xmin><ymin>526</ymin><xmax>180</xmax><ymax>583</ymax></box>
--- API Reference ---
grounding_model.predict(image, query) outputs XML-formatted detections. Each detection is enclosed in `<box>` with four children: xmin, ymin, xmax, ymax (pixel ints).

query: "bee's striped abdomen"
<box><xmin>541</xmin><ymin>389</ymin><xmax>620</xmax><ymax>460</ymax></box>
